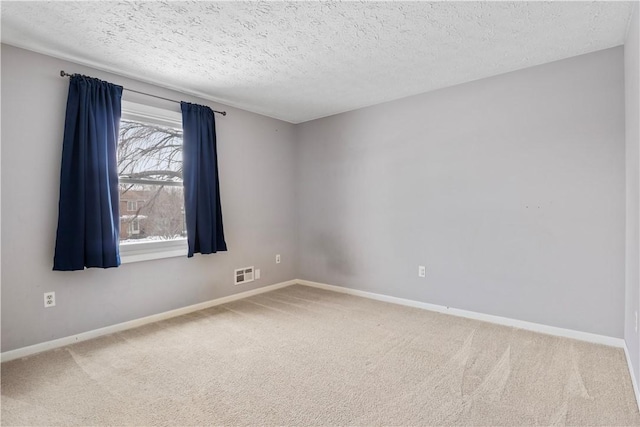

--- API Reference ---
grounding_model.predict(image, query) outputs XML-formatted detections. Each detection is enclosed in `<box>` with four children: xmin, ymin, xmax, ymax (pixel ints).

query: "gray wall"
<box><xmin>1</xmin><ymin>42</ymin><xmax>631</xmax><ymax>353</ymax></box>
<box><xmin>296</xmin><ymin>47</ymin><xmax>626</xmax><ymax>338</ymax></box>
<box><xmin>625</xmin><ymin>4</ymin><xmax>640</xmax><ymax>384</ymax></box>
<box><xmin>1</xmin><ymin>45</ymin><xmax>298</xmax><ymax>352</ymax></box>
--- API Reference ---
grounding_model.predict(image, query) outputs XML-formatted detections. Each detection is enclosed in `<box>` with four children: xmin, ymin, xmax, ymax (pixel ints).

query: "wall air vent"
<box><xmin>234</xmin><ymin>266</ymin><xmax>255</xmax><ymax>285</ymax></box>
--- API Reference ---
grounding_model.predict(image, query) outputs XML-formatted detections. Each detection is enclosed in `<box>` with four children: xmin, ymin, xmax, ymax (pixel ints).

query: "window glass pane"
<box><xmin>117</xmin><ymin>117</ymin><xmax>185</xmax><ymax>245</ymax></box>
<box><xmin>118</xmin><ymin>119</ymin><xmax>183</xmax><ymax>182</ymax></box>
<box><xmin>119</xmin><ymin>184</ymin><xmax>186</xmax><ymax>243</ymax></box>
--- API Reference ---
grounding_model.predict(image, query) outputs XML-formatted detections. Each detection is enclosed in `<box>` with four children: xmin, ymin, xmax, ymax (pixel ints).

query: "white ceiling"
<box><xmin>1</xmin><ymin>1</ymin><xmax>634</xmax><ymax>123</ymax></box>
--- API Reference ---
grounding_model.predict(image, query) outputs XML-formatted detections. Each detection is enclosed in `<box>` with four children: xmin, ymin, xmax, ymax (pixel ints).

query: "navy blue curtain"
<box><xmin>181</xmin><ymin>102</ymin><xmax>227</xmax><ymax>257</ymax></box>
<box><xmin>53</xmin><ymin>75</ymin><xmax>123</xmax><ymax>271</ymax></box>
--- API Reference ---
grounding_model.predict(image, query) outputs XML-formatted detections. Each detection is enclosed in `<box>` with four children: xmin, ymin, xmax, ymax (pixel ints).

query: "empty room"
<box><xmin>1</xmin><ymin>1</ymin><xmax>640</xmax><ymax>425</ymax></box>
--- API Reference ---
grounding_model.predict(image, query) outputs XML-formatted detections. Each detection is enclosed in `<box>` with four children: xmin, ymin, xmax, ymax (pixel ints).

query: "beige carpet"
<box><xmin>2</xmin><ymin>285</ymin><xmax>639</xmax><ymax>426</ymax></box>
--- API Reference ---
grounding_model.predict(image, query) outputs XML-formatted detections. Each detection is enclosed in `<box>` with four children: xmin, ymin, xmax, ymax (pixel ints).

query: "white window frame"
<box><xmin>118</xmin><ymin>101</ymin><xmax>188</xmax><ymax>264</ymax></box>
<box><xmin>126</xmin><ymin>200</ymin><xmax>136</xmax><ymax>211</ymax></box>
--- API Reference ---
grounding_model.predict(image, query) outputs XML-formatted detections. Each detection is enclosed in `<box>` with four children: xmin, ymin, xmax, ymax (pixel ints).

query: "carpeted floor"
<box><xmin>2</xmin><ymin>284</ymin><xmax>639</xmax><ymax>426</ymax></box>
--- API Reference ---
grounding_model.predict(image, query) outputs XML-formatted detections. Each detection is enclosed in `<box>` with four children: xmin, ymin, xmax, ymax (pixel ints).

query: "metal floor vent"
<box><xmin>234</xmin><ymin>266</ymin><xmax>254</xmax><ymax>285</ymax></box>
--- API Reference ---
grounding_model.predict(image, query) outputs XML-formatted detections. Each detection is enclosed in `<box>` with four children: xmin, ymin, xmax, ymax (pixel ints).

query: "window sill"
<box><xmin>120</xmin><ymin>239</ymin><xmax>188</xmax><ymax>264</ymax></box>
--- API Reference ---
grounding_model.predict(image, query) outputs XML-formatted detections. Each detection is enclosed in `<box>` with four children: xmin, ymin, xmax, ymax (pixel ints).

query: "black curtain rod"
<box><xmin>59</xmin><ymin>70</ymin><xmax>227</xmax><ymax>116</ymax></box>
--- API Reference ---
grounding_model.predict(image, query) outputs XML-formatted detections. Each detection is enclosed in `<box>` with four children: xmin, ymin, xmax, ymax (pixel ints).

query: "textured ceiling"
<box><xmin>1</xmin><ymin>1</ymin><xmax>634</xmax><ymax>123</ymax></box>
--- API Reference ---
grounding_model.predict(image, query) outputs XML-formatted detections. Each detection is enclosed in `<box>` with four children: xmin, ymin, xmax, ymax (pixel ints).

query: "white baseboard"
<box><xmin>0</xmin><ymin>279</ymin><xmax>297</xmax><ymax>363</ymax></box>
<box><xmin>624</xmin><ymin>343</ymin><xmax>640</xmax><ymax>412</ymax></box>
<box><xmin>296</xmin><ymin>279</ymin><xmax>625</xmax><ymax>348</ymax></box>
<box><xmin>1</xmin><ymin>278</ymin><xmax>627</xmax><ymax>364</ymax></box>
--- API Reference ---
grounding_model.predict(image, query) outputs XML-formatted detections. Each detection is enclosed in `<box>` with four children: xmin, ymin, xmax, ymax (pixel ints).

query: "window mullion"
<box><xmin>119</xmin><ymin>178</ymin><xmax>182</xmax><ymax>187</ymax></box>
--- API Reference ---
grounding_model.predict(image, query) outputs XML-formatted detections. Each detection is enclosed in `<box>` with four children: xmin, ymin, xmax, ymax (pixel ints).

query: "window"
<box><xmin>117</xmin><ymin>101</ymin><xmax>187</xmax><ymax>263</ymax></box>
<box><xmin>128</xmin><ymin>218</ymin><xmax>140</xmax><ymax>235</ymax></box>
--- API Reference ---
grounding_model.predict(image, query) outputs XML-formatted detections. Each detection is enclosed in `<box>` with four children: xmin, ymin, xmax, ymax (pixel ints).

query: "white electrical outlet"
<box><xmin>276</xmin><ymin>254</ymin><xmax>281</xmax><ymax>264</ymax></box>
<box><xmin>44</xmin><ymin>292</ymin><xmax>56</xmax><ymax>308</ymax></box>
<box><xmin>418</xmin><ymin>266</ymin><xmax>426</xmax><ymax>278</ymax></box>
<box><xmin>255</xmin><ymin>269</ymin><xmax>261</xmax><ymax>280</ymax></box>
